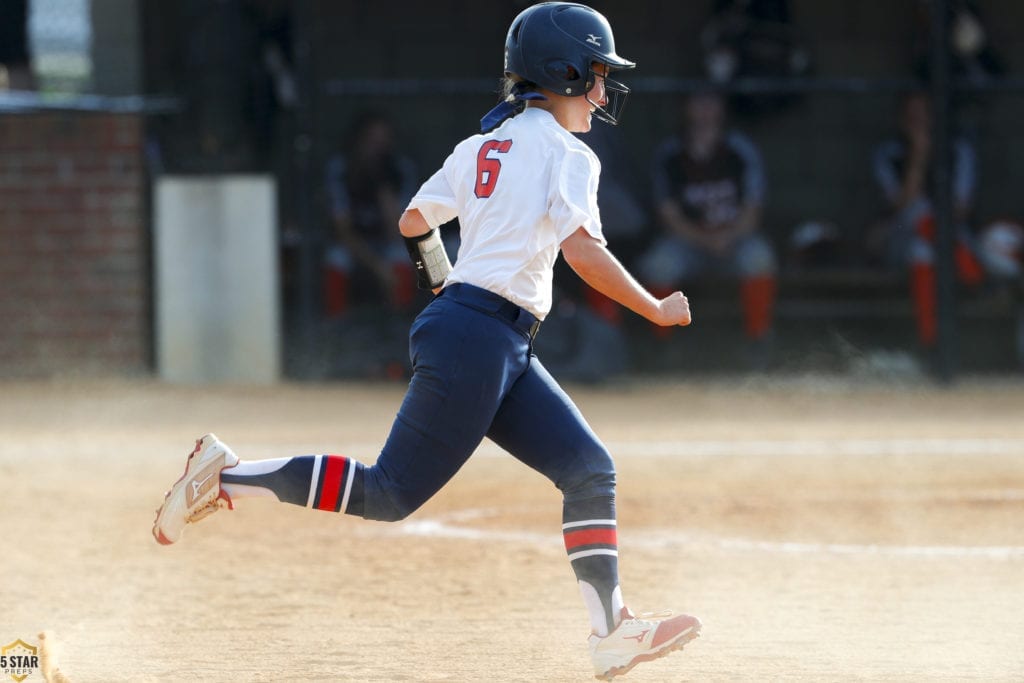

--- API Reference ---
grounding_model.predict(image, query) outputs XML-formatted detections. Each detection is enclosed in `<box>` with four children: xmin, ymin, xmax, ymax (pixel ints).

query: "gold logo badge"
<box><xmin>0</xmin><ymin>639</ymin><xmax>39</xmax><ymax>682</ymax></box>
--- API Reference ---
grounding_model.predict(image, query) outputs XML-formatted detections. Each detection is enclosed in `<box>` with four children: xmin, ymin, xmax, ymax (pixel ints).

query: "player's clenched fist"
<box><xmin>652</xmin><ymin>291</ymin><xmax>691</xmax><ymax>327</ymax></box>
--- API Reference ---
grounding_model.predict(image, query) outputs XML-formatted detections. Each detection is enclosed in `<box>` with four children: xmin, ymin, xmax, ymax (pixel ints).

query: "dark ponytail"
<box><xmin>481</xmin><ymin>75</ymin><xmax>545</xmax><ymax>132</ymax></box>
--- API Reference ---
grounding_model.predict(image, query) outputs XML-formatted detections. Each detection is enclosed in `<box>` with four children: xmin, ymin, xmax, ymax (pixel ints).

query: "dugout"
<box><xmin>3</xmin><ymin>0</ymin><xmax>1024</xmax><ymax>379</ymax></box>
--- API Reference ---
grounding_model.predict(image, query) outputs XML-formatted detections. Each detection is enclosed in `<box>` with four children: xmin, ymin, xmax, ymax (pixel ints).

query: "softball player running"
<box><xmin>153</xmin><ymin>3</ymin><xmax>700</xmax><ymax>678</ymax></box>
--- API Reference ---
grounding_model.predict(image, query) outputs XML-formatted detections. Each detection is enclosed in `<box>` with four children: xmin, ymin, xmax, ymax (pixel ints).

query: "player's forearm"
<box><xmin>896</xmin><ymin>161</ymin><xmax>928</xmax><ymax>209</ymax></box>
<box><xmin>954</xmin><ymin>201</ymin><xmax>971</xmax><ymax>225</ymax></box>
<box><xmin>351</xmin><ymin>239</ymin><xmax>390</xmax><ymax>276</ymax></box>
<box><xmin>733</xmin><ymin>203</ymin><xmax>761</xmax><ymax>236</ymax></box>
<box><xmin>658</xmin><ymin>200</ymin><xmax>703</xmax><ymax>242</ymax></box>
<box><xmin>335</xmin><ymin>218</ymin><xmax>386</xmax><ymax>270</ymax></box>
<box><xmin>378</xmin><ymin>188</ymin><xmax>405</xmax><ymax>236</ymax></box>
<box><xmin>562</xmin><ymin>234</ymin><xmax>660</xmax><ymax>322</ymax></box>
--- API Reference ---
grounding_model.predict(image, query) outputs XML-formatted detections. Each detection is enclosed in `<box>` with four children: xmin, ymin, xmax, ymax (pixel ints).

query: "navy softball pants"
<box><xmin>360</xmin><ymin>283</ymin><xmax>615</xmax><ymax>522</ymax></box>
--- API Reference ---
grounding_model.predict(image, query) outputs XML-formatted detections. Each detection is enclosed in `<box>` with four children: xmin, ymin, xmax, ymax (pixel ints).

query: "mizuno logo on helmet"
<box><xmin>586</xmin><ymin>33</ymin><xmax>602</xmax><ymax>46</ymax></box>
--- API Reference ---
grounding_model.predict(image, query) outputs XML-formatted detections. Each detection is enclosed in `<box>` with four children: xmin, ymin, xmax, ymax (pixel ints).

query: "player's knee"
<box><xmin>362</xmin><ymin>496</ymin><xmax>417</xmax><ymax>523</ymax></box>
<box><xmin>368</xmin><ymin>507</ymin><xmax>411</xmax><ymax>523</ymax></box>
<box><xmin>558</xmin><ymin>441</ymin><xmax>616</xmax><ymax>501</ymax></box>
<box><xmin>324</xmin><ymin>245</ymin><xmax>355</xmax><ymax>272</ymax></box>
<box><xmin>737</xmin><ymin>235</ymin><xmax>777</xmax><ymax>276</ymax></box>
<box><xmin>359</xmin><ymin>478</ymin><xmax>424</xmax><ymax>522</ymax></box>
<box><xmin>909</xmin><ymin>237</ymin><xmax>934</xmax><ymax>265</ymax></box>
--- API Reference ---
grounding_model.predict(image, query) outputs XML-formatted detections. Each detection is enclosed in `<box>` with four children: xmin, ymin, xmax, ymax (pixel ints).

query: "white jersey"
<box><xmin>407</xmin><ymin>107</ymin><xmax>605</xmax><ymax>319</ymax></box>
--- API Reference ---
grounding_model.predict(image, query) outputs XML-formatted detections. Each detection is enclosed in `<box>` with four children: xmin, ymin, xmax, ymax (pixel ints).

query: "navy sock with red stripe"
<box><xmin>564</xmin><ymin>495</ymin><xmax>623</xmax><ymax>637</ymax></box>
<box><xmin>221</xmin><ymin>455</ymin><xmax>365</xmax><ymax>516</ymax></box>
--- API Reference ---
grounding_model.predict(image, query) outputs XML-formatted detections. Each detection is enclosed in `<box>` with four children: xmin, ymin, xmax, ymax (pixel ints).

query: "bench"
<box><xmin>623</xmin><ymin>267</ymin><xmax>1023</xmax><ymax>374</ymax></box>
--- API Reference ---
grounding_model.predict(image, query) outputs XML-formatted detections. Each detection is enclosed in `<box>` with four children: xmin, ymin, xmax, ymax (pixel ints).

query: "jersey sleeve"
<box><xmin>550</xmin><ymin>146</ymin><xmax>604</xmax><ymax>245</ymax></box>
<box><xmin>873</xmin><ymin>139</ymin><xmax>903</xmax><ymax>205</ymax></box>
<box><xmin>952</xmin><ymin>138</ymin><xmax>977</xmax><ymax>208</ymax></box>
<box><xmin>407</xmin><ymin>154</ymin><xmax>458</xmax><ymax>229</ymax></box>
<box><xmin>728</xmin><ymin>132</ymin><xmax>766</xmax><ymax>205</ymax></box>
<box><xmin>324</xmin><ymin>154</ymin><xmax>350</xmax><ymax>220</ymax></box>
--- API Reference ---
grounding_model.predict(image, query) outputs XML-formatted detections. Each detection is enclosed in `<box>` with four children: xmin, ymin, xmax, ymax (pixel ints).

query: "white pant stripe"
<box><xmin>305</xmin><ymin>455</ymin><xmax>322</xmax><ymax>508</ymax></box>
<box><xmin>339</xmin><ymin>458</ymin><xmax>355</xmax><ymax>514</ymax></box>
<box><xmin>562</xmin><ymin>519</ymin><xmax>617</xmax><ymax>531</ymax></box>
<box><xmin>568</xmin><ymin>548</ymin><xmax>619</xmax><ymax>562</ymax></box>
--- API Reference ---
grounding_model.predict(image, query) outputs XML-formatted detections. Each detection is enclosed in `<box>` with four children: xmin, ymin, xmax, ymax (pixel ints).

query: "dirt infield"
<box><xmin>3</xmin><ymin>378</ymin><xmax>1024</xmax><ymax>682</ymax></box>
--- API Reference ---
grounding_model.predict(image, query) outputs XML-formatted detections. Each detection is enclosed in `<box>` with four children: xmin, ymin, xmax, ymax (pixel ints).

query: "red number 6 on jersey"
<box><xmin>475</xmin><ymin>139</ymin><xmax>513</xmax><ymax>199</ymax></box>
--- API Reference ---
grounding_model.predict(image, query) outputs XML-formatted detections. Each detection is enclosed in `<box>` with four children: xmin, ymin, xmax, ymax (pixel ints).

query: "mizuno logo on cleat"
<box><xmin>186</xmin><ymin>464</ymin><xmax>220</xmax><ymax>505</ymax></box>
<box><xmin>623</xmin><ymin>629</ymin><xmax>650</xmax><ymax>644</ymax></box>
<box><xmin>191</xmin><ymin>473</ymin><xmax>214</xmax><ymax>497</ymax></box>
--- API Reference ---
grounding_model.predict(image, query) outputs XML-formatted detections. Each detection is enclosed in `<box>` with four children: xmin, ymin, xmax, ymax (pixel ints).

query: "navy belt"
<box><xmin>441</xmin><ymin>283</ymin><xmax>542</xmax><ymax>340</ymax></box>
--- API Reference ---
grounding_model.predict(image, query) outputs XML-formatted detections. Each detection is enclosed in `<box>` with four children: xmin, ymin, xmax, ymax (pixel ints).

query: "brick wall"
<box><xmin>0</xmin><ymin>113</ymin><xmax>149</xmax><ymax>377</ymax></box>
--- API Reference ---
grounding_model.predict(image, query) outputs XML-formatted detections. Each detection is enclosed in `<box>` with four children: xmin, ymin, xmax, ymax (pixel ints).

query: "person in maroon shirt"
<box><xmin>640</xmin><ymin>93</ymin><xmax>777</xmax><ymax>363</ymax></box>
<box><xmin>323</xmin><ymin>112</ymin><xmax>419</xmax><ymax>316</ymax></box>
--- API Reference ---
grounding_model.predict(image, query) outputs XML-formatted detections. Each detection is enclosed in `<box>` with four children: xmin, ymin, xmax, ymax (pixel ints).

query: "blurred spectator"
<box><xmin>699</xmin><ymin>0</ymin><xmax>810</xmax><ymax>116</ymax></box>
<box><xmin>0</xmin><ymin>0</ymin><xmax>35</xmax><ymax>90</ymax></box>
<box><xmin>639</xmin><ymin>93</ymin><xmax>777</xmax><ymax>362</ymax></box>
<box><xmin>913</xmin><ymin>0</ymin><xmax>1005</xmax><ymax>82</ymax></box>
<box><xmin>870</xmin><ymin>91</ymin><xmax>985</xmax><ymax>349</ymax></box>
<box><xmin>324</xmin><ymin>111</ymin><xmax>418</xmax><ymax>317</ymax></box>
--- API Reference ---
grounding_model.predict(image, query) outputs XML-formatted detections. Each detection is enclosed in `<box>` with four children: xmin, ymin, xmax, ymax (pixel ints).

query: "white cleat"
<box><xmin>589</xmin><ymin>607</ymin><xmax>702</xmax><ymax>680</ymax></box>
<box><xmin>152</xmin><ymin>434</ymin><xmax>239</xmax><ymax>545</ymax></box>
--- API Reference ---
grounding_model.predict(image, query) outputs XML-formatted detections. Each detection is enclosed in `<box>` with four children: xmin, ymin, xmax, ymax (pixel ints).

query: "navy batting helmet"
<box><xmin>504</xmin><ymin>2</ymin><xmax>636</xmax><ymax>125</ymax></box>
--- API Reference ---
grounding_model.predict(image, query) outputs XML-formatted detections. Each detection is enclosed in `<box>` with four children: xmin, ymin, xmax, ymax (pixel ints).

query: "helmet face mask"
<box><xmin>586</xmin><ymin>66</ymin><xmax>630</xmax><ymax>125</ymax></box>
